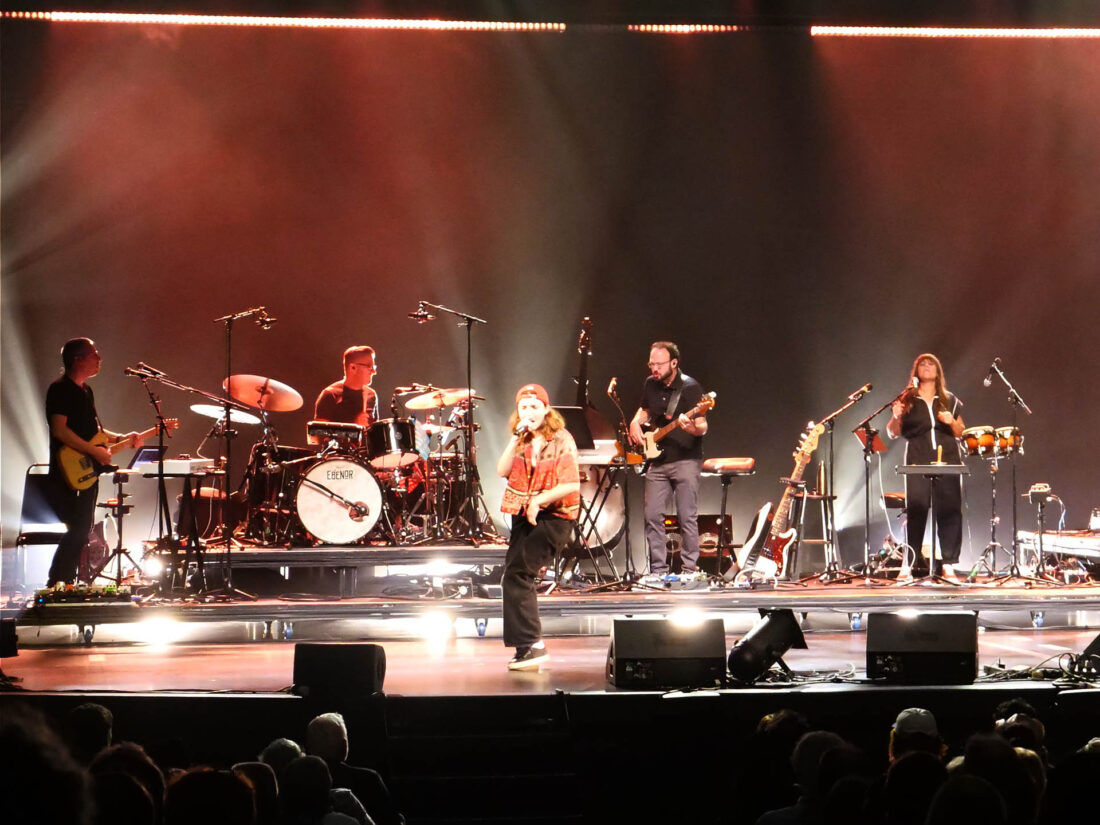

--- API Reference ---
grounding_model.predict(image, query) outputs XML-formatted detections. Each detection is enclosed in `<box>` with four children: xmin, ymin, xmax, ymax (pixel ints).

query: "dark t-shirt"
<box><xmin>638</xmin><ymin>371</ymin><xmax>705</xmax><ymax>463</ymax></box>
<box><xmin>900</xmin><ymin>392</ymin><xmax>964</xmax><ymax>464</ymax></box>
<box><xmin>314</xmin><ymin>380</ymin><xmax>379</xmax><ymax>427</ymax></box>
<box><xmin>45</xmin><ymin>375</ymin><xmax>99</xmax><ymax>478</ymax></box>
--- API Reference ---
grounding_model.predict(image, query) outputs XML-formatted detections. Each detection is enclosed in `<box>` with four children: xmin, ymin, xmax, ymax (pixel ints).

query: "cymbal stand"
<box><xmin>414</xmin><ymin>300</ymin><xmax>501</xmax><ymax>544</ymax></box>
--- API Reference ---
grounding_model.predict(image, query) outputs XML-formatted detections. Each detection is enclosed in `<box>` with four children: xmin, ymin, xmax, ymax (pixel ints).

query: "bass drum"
<box><xmin>295</xmin><ymin>456</ymin><xmax>384</xmax><ymax>544</ymax></box>
<box><xmin>576</xmin><ymin>465</ymin><xmax>626</xmax><ymax>550</ymax></box>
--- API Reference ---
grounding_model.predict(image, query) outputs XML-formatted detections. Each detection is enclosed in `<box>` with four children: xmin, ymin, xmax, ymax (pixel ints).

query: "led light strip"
<box><xmin>811</xmin><ymin>25</ymin><xmax>1100</xmax><ymax>39</ymax></box>
<box><xmin>628</xmin><ymin>24</ymin><xmax>745</xmax><ymax>34</ymax></box>
<box><xmin>1</xmin><ymin>11</ymin><xmax>566</xmax><ymax>31</ymax></box>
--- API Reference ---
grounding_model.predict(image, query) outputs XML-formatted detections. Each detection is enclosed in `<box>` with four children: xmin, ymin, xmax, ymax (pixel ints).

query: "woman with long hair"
<box><xmin>496</xmin><ymin>383</ymin><xmax>581</xmax><ymax>670</ymax></box>
<box><xmin>886</xmin><ymin>353</ymin><xmax>966</xmax><ymax>580</ymax></box>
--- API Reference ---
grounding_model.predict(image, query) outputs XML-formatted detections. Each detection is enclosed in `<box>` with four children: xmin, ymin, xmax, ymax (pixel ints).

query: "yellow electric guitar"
<box><xmin>59</xmin><ymin>420</ymin><xmax>179</xmax><ymax>490</ymax></box>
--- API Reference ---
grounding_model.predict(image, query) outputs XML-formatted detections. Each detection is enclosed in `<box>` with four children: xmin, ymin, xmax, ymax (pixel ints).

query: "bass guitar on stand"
<box><xmin>733</xmin><ymin>421</ymin><xmax>825</xmax><ymax>584</ymax></box>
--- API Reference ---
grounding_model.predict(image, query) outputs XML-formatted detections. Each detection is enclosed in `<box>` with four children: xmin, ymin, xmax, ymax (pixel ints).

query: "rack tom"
<box><xmin>961</xmin><ymin>426</ymin><xmax>996</xmax><ymax>457</ymax></box>
<box><xmin>366</xmin><ymin>418</ymin><xmax>425</xmax><ymax>469</ymax></box>
<box><xmin>307</xmin><ymin>420</ymin><xmax>365</xmax><ymax>451</ymax></box>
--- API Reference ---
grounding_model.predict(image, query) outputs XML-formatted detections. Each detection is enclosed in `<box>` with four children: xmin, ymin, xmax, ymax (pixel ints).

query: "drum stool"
<box><xmin>701</xmin><ymin>457</ymin><xmax>756</xmax><ymax>571</ymax></box>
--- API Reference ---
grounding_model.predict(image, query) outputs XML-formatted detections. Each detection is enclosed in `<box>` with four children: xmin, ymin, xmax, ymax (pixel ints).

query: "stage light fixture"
<box><xmin>727</xmin><ymin>608</ymin><xmax>807</xmax><ymax>684</ymax></box>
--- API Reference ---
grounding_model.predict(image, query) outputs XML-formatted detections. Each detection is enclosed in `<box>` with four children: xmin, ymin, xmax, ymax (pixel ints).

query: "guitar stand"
<box><xmin>90</xmin><ymin>472</ymin><xmax>143</xmax><ymax>587</ymax></box>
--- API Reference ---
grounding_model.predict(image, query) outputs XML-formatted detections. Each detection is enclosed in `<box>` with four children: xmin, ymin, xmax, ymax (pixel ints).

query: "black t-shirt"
<box><xmin>313</xmin><ymin>380</ymin><xmax>379</xmax><ymax>427</ymax></box>
<box><xmin>45</xmin><ymin>375</ymin><xmax>99</xmax><ymax>477</ymax></box>
<box><xmin>638</xmin><ymin>371</ymin><xmax>705</xmax><ymax>463</ymax></box>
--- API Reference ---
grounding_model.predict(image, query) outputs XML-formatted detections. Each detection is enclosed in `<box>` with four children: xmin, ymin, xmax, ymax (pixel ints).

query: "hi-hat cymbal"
<box><xmin>223</xmin><ymin>374</ymin><xmax>303</xmax><ymax>412</ymax></box>
<box><xmin>405</xmin><ymin>387</ymin><xmax>483</xmax><ymax>410</ymax></box>
<box><xmin>190</xmin><ymin>403</ymin><xmax>262</xmax><ymax>425</ymax></box>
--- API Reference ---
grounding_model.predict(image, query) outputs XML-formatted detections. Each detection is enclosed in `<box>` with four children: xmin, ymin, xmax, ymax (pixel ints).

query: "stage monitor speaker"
<box><xmin>867</xmin><ymin>612</ymin><xmax>977</xmax><ymax>685</ymax></box>
<box><xmin>293</xmin><ymin>642</ymin><xmax>386</xmax><ymax>698</ymax></box>
<box><xmin>664</xmin><ymin>513</ymin><xmax>734</xmax><ymax>575</ymax></box>
<box><xmin>607</xmin><ymin>617</ymin><xmax>726</xmax><ymax>689</ymax></box>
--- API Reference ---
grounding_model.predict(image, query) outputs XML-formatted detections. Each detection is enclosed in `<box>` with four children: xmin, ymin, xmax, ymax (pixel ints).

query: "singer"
<box><xmin>885</xmin><ymin>353</ymin><xmax>966</xmax><ymax>580</ymax></box>
<box><xmin>43</xmin><ymin>338</ymin><xmax>145</xmax><ymax>586</ymax></box>
<box><xmin>309</xmin><ymin>346</ymin><xmax>380</xmax><ymax>443</ymax></box>
<box><xmin>496</xmin><ymin>383</ymin><xmax>581</xmax><ymax>671</ymax></box>
<box><xmin>627</xmin><ymin>341</ymin><xmax>709</xmax><ymax>584</ymax></box>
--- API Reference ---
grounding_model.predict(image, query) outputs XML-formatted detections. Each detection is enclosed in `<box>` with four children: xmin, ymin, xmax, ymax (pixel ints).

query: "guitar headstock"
<box><xmin>796</xmin><ymin>422</ymin><xmax>826</xmax><ymax>457</ymax></box>
<box><xmin>577</xmin><ymin>317</ymin><xmax>592</xmax><ymax>355</ymax></box>
<box><xmin>695</xmin><ymin>392</ymin><xmax>716</xmax><ymax>415</ymax></box>
<box><xmin>166</xmin><ymin>418</ymin><xmax>181</xmax><ymax>431</ymax></box>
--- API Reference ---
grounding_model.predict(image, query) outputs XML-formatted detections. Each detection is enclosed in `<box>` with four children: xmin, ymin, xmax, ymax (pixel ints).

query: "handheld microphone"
<box><xmin>514</xmin><ymin>420</ymin><xmax>534</xmax><ymax>437</ymax></box>
<box><xmin>607</xmin><ymin>377</ymin><xmax>617</xmax><ymax>397</ymax></box>
<box><xmin>136</xmin><ymin>361</ymin><xmax>167</xmax><ymax>377</ymax></box>
<box><xmin>983</xmin><ymin>358</ymin><xmax>1001</xmax><ymax>388</ymax></box>
<box><xmin>848</xmin><ymin>382</ymin><xmax>872</xmax><ymax>401</ymax></box>
<box><xmin>123</xmin><ymin>367</ymin><xmax>146</xmax><ymax>377</ymax></box>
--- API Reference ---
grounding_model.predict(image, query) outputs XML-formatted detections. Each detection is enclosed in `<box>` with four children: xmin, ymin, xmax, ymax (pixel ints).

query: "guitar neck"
<box><xmin>104</xmin><ymin>423</ymin><xmax>167</xmax><ymax>455</ymax></box>
<box><xmin>772</xmin><ymin>452</ymin><xmax>813</xmax><ymax>534</ymax></box>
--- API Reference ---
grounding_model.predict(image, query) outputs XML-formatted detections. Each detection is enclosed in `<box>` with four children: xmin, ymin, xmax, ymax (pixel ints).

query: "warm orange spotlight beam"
<box><xmin>1</xmin><ymin>11</ymin><xmax>566</xmax><ymax>31</ymax></box>
<box><xmin>811</xmin><ymin>25</ymin><xmax>1100</xmax><ymax>39</ymax></box>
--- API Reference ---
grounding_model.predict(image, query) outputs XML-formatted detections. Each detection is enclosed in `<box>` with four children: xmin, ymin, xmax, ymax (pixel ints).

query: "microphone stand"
<box><xmin>849</xmin><ymin>386</ymin><xmax>911</xmax><ymax>586</ymax></box>
<box><xmin>982</xmin><ymin>362</ymin><xmax>1051</xmax><ymax>586</ymax></box>
<box><xmin>208</xmin><ymin>307</ymin><xmax>266</xmax><ymax>600</ymax></box>
<box><xmin>415</xmin><ymin>300</ymin><xmax>501</xmax><ymax>544</ymax></box>
<box><xmin>795</xmin><ymin>388</ymin><xmax>869</xmax><ymax>585</ymax></box>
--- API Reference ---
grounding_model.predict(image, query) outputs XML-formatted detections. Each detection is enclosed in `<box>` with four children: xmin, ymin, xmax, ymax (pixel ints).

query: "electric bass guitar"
<box><xmin>735</xmin><ymin>421</ymin><xmax>825</xmax><ymax>581</ymax></box>
<box><xmin>640</xmin><ymin>392</ymin><xmax>716</xmax><ymax>461</ymax></box>
<box><xmin>58</xmin><ymin>420</ymin><xmax>179</xmax><ymax>490</ymax></box>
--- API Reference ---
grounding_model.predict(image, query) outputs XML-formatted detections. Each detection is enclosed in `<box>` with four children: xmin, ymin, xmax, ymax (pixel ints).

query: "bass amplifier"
<box><xmin>607</xmin><ymin>617</ymin><xmax>727</xmax><ymax>689</ymax></box>
<box><xmin>867</xmin><ymin>612</ymin><xmax>978</xmax><ymax>684</ymax></box>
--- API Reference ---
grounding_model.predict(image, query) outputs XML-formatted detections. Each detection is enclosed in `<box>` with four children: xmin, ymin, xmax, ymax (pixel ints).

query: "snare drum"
<box><xmin>961</xmin><ymin>426</ymin><xmax>996</xmax><ymax>457</ymax></box>
<box><xmin>995</xmin><ymin>426</ymin><xmax>1024</xmax><ymax>456</ymax></box>
<box><xmin>295</xmin><ymin>456</ymin><xmax>384</xmax><ymax>544</ymax></box>
<box><xmin>366</xmin><ymin>418</ymin><xmax>424</xmax><ymax>469</ymax></box>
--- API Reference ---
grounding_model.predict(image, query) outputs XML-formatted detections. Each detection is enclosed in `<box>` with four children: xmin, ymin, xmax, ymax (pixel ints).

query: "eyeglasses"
<box><xmin>647</xmin><ymin>360</ymin><xmax>671</xmax><ymax>369</ymax></box>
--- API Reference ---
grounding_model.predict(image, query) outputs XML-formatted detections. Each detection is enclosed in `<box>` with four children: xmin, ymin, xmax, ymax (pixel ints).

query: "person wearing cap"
<box><xmin>496</xmin><ymin>383</ymin><xmax>581</xmax><ymax>671</ymax></box>
<box><xmin>628</xmin><ymin>341</ymin><xmax>709</xmax><ymax>584</ymax></box>
<box><xmin>890</xmin><ymin>707</ymin><xmax>946</xmax><ymax>762</ymax></box>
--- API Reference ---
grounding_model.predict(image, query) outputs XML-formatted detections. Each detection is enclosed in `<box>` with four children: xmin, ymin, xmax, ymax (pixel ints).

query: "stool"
<box><xmin>702</xmin><ymin>457</ymin><xmax>755</xmax><ymax>568</ymax></box>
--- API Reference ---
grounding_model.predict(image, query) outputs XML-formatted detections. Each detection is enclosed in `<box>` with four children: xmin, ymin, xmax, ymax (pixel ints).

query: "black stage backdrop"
<box><xmin>3</xmin><ymin>20</ymin><xmax>1099</xmax><ymax>568</ymax></box>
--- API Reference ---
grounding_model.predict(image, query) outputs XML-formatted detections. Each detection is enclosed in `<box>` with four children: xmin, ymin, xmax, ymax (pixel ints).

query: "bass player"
<box><xmin>628</xmin><ymin>341</ymin><xmax>709</xmax><ymax>584</ymax></box>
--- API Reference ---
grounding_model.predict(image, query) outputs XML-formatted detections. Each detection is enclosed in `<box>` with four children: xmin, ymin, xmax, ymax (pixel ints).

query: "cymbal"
<box><xmin>223</xmin><ymin>374</ymin><xmax>303</xmax><ymax>412</ymax></box>
<box><xmin>190</xmin><ymin>403</ymin><xmax>262</xmax><ymax>425</ymax></box>
<box><xmin>422</xmin><ymin>423</ymin><xmax>456</xmax><ymax>435</ymax></box>
<box><xmin>405</xmin><ymin>387</ymin><xmax>483</xmax><ymax>410</ymax></box>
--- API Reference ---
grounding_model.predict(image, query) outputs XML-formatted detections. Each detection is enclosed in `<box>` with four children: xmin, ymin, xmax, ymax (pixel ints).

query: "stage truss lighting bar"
<box><xmin>0</xmin><ymin>11</ymin><xmax>567</xmax><ymax>31</ymax></box>
<box><xmin>811</xmin><ymin>25</ymin><xmax>1100</xmax><ymax>39</ymax></box>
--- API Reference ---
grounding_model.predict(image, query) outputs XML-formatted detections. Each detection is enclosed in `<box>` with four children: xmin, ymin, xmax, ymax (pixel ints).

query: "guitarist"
<box><xmin>628</xmin><ymin>341</ymin><xmax>709</xmax><ymax>583</ymax></box>
<box><xmin>44</xmin><ymin>338</ymin><xmax>145</xmax><ymax>587</ymax></box>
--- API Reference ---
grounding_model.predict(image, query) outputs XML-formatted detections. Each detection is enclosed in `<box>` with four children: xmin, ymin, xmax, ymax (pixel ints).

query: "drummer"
<box><xmin>309</xmin><ymin>345</ymin><xmax>379</xmax><ymax>445</ymax></box>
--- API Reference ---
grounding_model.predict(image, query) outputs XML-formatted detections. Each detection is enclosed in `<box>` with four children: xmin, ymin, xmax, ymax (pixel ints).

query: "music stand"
<box><xmin>896</xmin><ymin>463</ymin><xmax>969</xmax><ymax>586</ymax></box>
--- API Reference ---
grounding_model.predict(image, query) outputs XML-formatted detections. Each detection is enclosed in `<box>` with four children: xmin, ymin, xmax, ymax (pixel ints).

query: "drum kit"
<box><xmin>959</xmin><ymin>423</ymin><xmax>1025</xmax><ymax>580</ymax></box>
<box><xmin>190</xmin><ymin>376</ymin><xmax>488</xmax><ymax>547</ymax></box>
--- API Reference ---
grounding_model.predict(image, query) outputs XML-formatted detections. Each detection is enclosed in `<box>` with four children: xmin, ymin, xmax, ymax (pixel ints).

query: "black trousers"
<box><xmin>502</xmin><ymin>513</ymin><xmax>574</xmax><ymax>648</ymax></box>
<box><xmin>45</xmin><ymin>477</ymin><xmax>99</xmax><ymax>585</ymax></box>
<box><xmin>905</xmin><ymin>473</ymin><xmax>963</xmax><ymax>566</ymax></box>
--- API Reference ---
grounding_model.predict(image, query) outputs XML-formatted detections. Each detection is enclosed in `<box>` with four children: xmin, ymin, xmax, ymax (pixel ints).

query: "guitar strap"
<box><xmin>662</xmin><ymin>375</ymin><xmax>687</xmax><ymax>423</ymax></box>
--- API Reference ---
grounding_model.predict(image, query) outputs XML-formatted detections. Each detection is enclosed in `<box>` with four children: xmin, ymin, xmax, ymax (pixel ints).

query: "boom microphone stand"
<box><xmin>409</xmin><ymin>300</ymin><xmax>501</xmax><ymax>544</ymax></box>
<box><xmin>981</xmin><ymin>359</ymin><xmax>1052</xmax><ymax>586</ymax></box>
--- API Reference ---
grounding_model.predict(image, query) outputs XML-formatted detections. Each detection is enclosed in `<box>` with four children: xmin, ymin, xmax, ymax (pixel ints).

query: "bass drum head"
<box><xmin>296</xmin><ymin>457</ymin><xmax>384</xmax><ymax>544</ymax></box>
